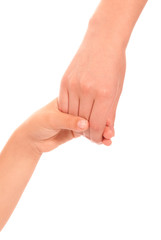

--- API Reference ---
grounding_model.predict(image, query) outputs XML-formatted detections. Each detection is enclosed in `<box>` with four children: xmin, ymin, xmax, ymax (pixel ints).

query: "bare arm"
<box><xmin>0</xmin><ymin>99</ymin><xmax>89</xmax><ymax>231</ymax></box>
<box><xmin>89</xmin><ymin>0</ymin><xmax>148</xmax><ymax>48</ymax></box>
<box><xmin>0</xmin><ymin>130</ymin><xmax>41</xmax><ymax>231</ymax></box>
<box><xmin>58</xmin><ymin>0</ymin><xmax>148</xmax><ymax>145</ymax></box>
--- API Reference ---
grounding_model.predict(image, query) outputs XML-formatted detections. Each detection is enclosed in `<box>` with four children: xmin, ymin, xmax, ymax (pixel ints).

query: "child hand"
<box><xmin>17</xmin><ymin>98</ymin><xmax>89</xmax><ymax>154</ymax></box>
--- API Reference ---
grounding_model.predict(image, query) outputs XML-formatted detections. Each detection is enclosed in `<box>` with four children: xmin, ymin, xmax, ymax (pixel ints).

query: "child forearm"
<box><xmin>0</xmin><ymin>127</ymin><xmax>41</xmax><ymax>231</ymax></box>
<box><xmin>0</xmin><ymin>98</ymin><xmax>89</xmax><ymax>231</ymax></box>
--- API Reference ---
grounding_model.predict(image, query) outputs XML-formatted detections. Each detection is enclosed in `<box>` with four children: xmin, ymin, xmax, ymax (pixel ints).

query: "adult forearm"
<box><xmin>88</xmin><ymin>0</ymin><xmax>148</xmax><ymax>49</ymax></box>
<box><xmin>0</xmin><ymin>127</ymin><xmax>41</xmax><ymax>231</ymax></box>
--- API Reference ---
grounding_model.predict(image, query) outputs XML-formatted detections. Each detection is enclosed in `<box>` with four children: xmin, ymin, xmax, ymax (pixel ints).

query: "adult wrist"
<box><xmin>87</xmin><ymin>16</ymin><xmax>129</xmax><ymax>52</ymax></box>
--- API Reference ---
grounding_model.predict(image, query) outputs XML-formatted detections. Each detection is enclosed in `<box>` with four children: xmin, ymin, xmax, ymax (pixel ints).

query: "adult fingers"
<box><xmin>68</xmin><ymin>90</ymin><xmax>81</xmax><ymax>138</ymax></box>
<box><xmin>89</xmin><ymin>96</ymin><xmax>113</xmax><ymax>143</ymax></box>
<box><xmin>103</xmin><ymin>85</ymin><xmax>122</xmax><ymax>145</ymax></box>
<box><xmin>58</xmin><ymin>83</ymin><xmax>68</xmax><ymax>114</ymax></box>
<box><xmin>78</xmin><ymin>94</ymin><xmax>95</xmax><ymax>139</ymax></box>
<box><xmin>106</xmin><ymin>80</ymin><xmax>122</xmax><ymax>128</ymax></box>
<box><xmin>103</xmin><ymin>126</ymin><xmax>115</xmax><ymax>139</ymax></box>
<box><xmin>102</xmin><ymin>139</ymin><xmax>112</xmax><ymax>146</ymax></box>
<box><xmin>67</xmin><ymin>77</ymin><xmax>80</xmax><ymax>115</ymax></box>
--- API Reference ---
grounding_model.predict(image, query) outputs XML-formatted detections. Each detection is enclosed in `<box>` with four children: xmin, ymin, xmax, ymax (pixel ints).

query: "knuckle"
<box><xmin>80</xmin><ymin>76</ymin><xmax>95</xmax><ymax>94</ymax></box>
<box><xmin>62</xmin><ymin>74</ymin><xmax>78</xmax><ymax>91</ymax></box>
<box><xmin>69</xmin><ymin>79</ymin><xmax>77</xmax><ymax>90</ymax></box>
<box><xmin>97</xmin><ymin>87</ymin><xmax>111</xmax><ymax>98</ymax></box>
<box><xmin>80</xmin><ymin>81</ymin><xmax>92</xmax><ymax>93</ymax></box>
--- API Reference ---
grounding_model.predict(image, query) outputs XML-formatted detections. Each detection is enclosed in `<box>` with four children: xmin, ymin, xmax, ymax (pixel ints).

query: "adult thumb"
<box><xmin>55</xmin><ymin>111</ymin><xmax>89</xmax><ymax>132</ymax></box>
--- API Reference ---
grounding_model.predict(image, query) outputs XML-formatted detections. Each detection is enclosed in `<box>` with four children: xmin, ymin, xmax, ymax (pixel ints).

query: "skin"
<box><xmin>0</xmin><ymin>98</ymin><xmax>90</xmax><ymax>231</ymax></box>
<box><xmin>58</xmin><ymin>0</ymin><xmax>148</xmax><ymax>145</ymax></box>
<box><xmin>0</xmin><ymin>98</ymin><xmax>113</xmax><ymax>231</ymax></box>
<box><xmin>0</xmin><ymin>0</ymin><xmax>148</xmax><ymax>231</ymax></box>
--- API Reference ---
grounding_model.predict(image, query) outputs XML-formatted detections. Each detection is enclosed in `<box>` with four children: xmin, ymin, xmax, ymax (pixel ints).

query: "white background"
<box><xmin>0</xmin><ymin>0</ymin><xmax>161</xmax><ymax>239</ymax></box>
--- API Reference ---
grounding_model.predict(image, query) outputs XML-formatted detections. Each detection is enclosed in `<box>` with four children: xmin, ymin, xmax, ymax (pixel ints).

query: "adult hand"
<box><xmin>58</xmin><ymin>18</ymin><xmax>126</xmax><ymax>145</ymax></box>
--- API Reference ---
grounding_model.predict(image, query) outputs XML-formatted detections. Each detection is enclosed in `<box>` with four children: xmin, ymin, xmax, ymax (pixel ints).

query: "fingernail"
<box><xmin>77</xmin><ymin>120</ymin><xmax>88</xmax><ymax>129</ymax></box>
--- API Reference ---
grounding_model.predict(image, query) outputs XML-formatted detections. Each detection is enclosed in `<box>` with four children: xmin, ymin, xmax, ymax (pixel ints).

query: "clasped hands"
<box><xmin>58</xmin><ymin>18</ymin><xmax>126</xmax><ymax>147</ymax></box>
<box><xmin>18</xmin><ymin>18</ymin><xmax>126</xmax><ymax>155</ymax></box>
<box><xmin>0</xmin><ymin>0</ymin><xmax>148</xmax><ymax>231</ymax></box>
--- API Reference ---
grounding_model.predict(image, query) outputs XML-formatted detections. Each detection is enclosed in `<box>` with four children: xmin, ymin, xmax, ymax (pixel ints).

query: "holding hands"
<box><xmin>58</xmin><ymin>3</ymin><xmax>126</xmax><ymax>146</ymax></box>
<box><xmin>58</xmin><ymin>0</ymin><xmax>147</xmax><ymax>145</ymax></box>
<box><xmin>0</xmin><ymin>97</ymin><xmax>111</xmax><ymax>231</ymax></box>
<box><xmin>0</xmin><ymin>0</ymin><xmax>148</xmax><ymax>231</ymax></box>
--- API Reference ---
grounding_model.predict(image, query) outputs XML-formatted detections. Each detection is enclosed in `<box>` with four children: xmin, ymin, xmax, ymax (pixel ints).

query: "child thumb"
<box><xmin>56</xmin><ymin>111</ymin><xmax>89</xmax><ymax>132</ymax></box>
